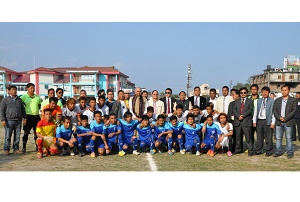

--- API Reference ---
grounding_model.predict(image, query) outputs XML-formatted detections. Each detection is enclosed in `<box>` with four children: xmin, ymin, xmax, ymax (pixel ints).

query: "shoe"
<box><xmin>180</xmin><ymin>149</ymin><xmax>186</xmax><ymax>155</ymax></box>
<box><xmin>4</xmin><ymin>150</ymin><xmax>9</xmax><ymax>156</ymax></box>
<box><xmin>58</xmin><ymin>150</ymin><xmax>64</xmax><ymax>157</ymax></box>
<box><xmin>255</xmin><ymin>151</ymin><xmax>263</xmax><ymax>155</ymax></box>
<box><xmin>150</xmin><ymin>149</ymin><xmax>156</xmax><ymax>155</ymax></box>
<box><xmin>37</xmin><ymin>152</ymin><xmax>43</xmax><ymax>159</ymax></box>
<box><xmin>209</xmin><ymin>150</ymin><xmax>214</xmax><ymax>157</ymax></box>
<box><xmin>287</xmin><ymin>154</ymin><xmax>294</xmax><ymax>159</ymax></box>
<box><xmin>133</xmin><ymin>150</ymin><xmax>140</xmax><ymax>155</ymax></box>
<box><xmin>233</xmin><ymin>151</ymin><xmax>242</xmax><ymax>154</ymax></box>
<box><xmin>22</xmin><ymin>148</ymin><xmax>26</xmax><ymax>154</ymax></box>
<box><xmin>91</xmin><ymin>152</ymin><xmax>96</xmax><ymax>158</ymax></box>
<box><xmin>248</xmin><ymin>152</ymin><xmax>254</xmax><ymax>157</ymax></box>
<box><xmin>196</xmin><ymin>151</ymin><xmax>201</xmax><ymax>156</ymax></box>
<box><xmin>273</xmin><ymin>153</ymin><xmax>282</xmax><ymax>157</ymax></box>
<box><xmin>70</xmin><ymin>150</ymin><xmax>75</xmax><ymax>156</ymax></box>
<box><xmin>207</xmin><ymin>150</ymin><xmax>211</xmax><ymax>155</ymax></box>
<box><xmin>78</xmin><ymin>152</ymin><xmax>85</xmax><ymax>157</ymax></box>
<box><xmin>219</xmin><ymin>149</ymin><xmax>224</xmax><ymax>154</ymax></box>
<box><xmin>244</xmin><ymin>149</ymin><xmax>248</xmax><ymax>153</ymax></box>
<box><xmin>158</xmin><ymin>149</ymin><xmax>163</xmax><ymax>154</ymax></box>
<box><xmin>13</xmin><ymin>150</ymin><xmax>23</xmax><ymax>154</ymax></box>
<box><xmin>265</xmin><ymin>153</ymin><xmax>272</xmax><ymax>157</ymax></box>
<box><xmin>171</xmin><ymin>148</ymin><xmax>176</xmax><ymax>153</ymax></box>
<box><xmin>227</xmin><ymin>151</ymin><xmax>233</xmax><ymax>157</ymax></box>
<box><xmin>168</xmin><ymin>151</ymin><xmax>174</xmax><ymax>156</ymax></box>
<box><xmin>118</xmin><ymin>150</ymin><xmax>125</xmax><ymax>156</ymax></box>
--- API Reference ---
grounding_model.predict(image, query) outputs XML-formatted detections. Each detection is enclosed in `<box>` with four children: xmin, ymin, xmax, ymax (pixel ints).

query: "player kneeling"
<box><xmin>103</xmin><ymin>113</ymin><xmax>122</xmax><ymax>156</ymax></box>
<box><xmin>152</xmin><ymin>114</ymin><xmax>173</xmax><ymax>155</ymax></box>
<box><xmin>215</xmin><ymin>113</ymin><xmax>233</xmax><ymax>156</ymax></box>
<box><xmin>201</xmin><ymin>115</ymin><xmax>222</xmax><ymax>157</ymax></box>
<box><xmin>36</xmin><ymin>108</ymin><xmax>59</xmax><ymax>158</ymax></box>
<box><xmin>183</xmin><ymin>113</ymin><xmax>202</xmax><ymax>156</ymax></box>
<box><xmin>168</xmin><ymin>115</ymin><xmax>185</xmax><ymax>154</ymax></box>
<box><xmin>76</xmin><ymin>115</ymin><xmax>95</xmax><ymax>157</ymax></box>
<box><xmin>56</xmin><ymin>116</ymin><xmax>78</xmax><ymax>156</ymax></box>
<box><xmin>136</xmin><ymin>115</ymin><xmax>155</xmax><ymax>154</ymax></box>
<box><xmin>118</xmin><ymin>112</ymin><xmax>140</xmax><ymax>155</ymax></box>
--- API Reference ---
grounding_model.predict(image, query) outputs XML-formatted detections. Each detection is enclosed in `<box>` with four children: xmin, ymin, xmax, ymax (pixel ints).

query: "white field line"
<box><xmin>146</xmin><ymin>153</ymin><xmax>158</xmax><ymax>171</ymax></box>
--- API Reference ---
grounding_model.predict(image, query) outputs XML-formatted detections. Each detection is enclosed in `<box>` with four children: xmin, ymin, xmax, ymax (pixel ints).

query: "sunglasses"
<box><xmin>240</xmin><ymin>92</ymin><xmax>247</xmax><ymax>94</ymax></box>
<box><xmin>165</xmin><ymin>92</ymin><xmax>171</xmax><ymax>94</ymax></box>
<box><xmin>58</xmin><ymin>92</ymin><xmax>63</xmax><ymax>94</ymax></box>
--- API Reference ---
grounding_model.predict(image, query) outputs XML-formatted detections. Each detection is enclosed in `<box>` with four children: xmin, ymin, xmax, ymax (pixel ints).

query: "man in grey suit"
<box><xmin>233</xmin><ymin>87</ymin><xmax>254</xmax><ymax>156</ymax></box>
<box><xmin>273</xmin><ymin>85</ymin><xmax>297</xmax><ymax>159</ymax></box>
<box><xmin>252</xmin><ymin>86</ymin><xmax>275</xmax><ymax>157</ymax></box>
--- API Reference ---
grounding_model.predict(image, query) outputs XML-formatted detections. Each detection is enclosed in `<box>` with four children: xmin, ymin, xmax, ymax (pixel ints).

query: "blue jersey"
<box><xmin>118</xmin><ymin>119</ymin><xmax>139</xmax><ymax>139</ymax></box>
<box><xmin>77</xmin><ymin>125</ymin><xmax>92</xmax><ymax>144</ymax></box>
<box><xmin>201</xmin><ymin>123</ymin><xmax>221</xmax><ymax>141</ymax></box>
<box><xmin>103</xmin><ymin>124</ymin><xmax>122</xmax><ymax>142</ymax></box>
<box><xmin>168</xmin><ymin>122</ymin><xmax>184</xmax><ymax>136</ymax></box>
<box><xmin>90</xmin><ymin>120</ymin><xmax>104</xmax><ymax>134</ymax></box>
<box><xmin>152</xmin><ymin>121</ymin><xmax>172</xmax><ymax>138</ymax></box>
<box><xmin>183</xmin><ymin>123</ymin><xmax>202</xmax><ymax>140</ymax></box>
<box><xmin>136</xmin><ymin>124</ymin><xmax>152</xmax><ymax>141</ymax></box>
<box><xmin>56</xmin><ymin>125</ymin><xmax>73</xmax><ymax>140</ymax></box>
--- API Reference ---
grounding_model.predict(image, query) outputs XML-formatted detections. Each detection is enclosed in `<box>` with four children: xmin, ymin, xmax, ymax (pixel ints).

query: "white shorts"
<box><xmin>220</xmin><ymin>136</ymin><xmax>229</xmax><ymax>147</ymax></box>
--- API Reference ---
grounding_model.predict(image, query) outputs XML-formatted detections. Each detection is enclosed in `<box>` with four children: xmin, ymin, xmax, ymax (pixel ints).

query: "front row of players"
<box><xmin>36</xmin><ymin>108</ymin><xmax>233</xmax><ymax>159</ymax></box>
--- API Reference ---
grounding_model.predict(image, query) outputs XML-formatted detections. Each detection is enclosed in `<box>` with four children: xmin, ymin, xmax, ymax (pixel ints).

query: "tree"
<box><xmin>232</xmin><ymin>78</ymin><xmax>251</xmax><ymax>91</ymax></box>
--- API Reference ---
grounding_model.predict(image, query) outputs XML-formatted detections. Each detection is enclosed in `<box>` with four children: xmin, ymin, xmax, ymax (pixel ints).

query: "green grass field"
<box><xmin>1</xmin><ymin>126</ymin><xmax>300</xmax><ymax>171</ymax></box>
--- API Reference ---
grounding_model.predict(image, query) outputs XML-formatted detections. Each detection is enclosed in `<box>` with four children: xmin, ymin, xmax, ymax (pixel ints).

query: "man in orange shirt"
<box><xmin>41</xmin><ymin>97</ymin><xmax>62</xmax><ymax>123</ymax></box>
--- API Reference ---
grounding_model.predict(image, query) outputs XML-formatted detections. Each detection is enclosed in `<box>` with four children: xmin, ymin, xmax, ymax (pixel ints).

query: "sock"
<box><xmin>77</xmin><ymin>137</ymin><xmax>83</xmax><ymax>153</ymax></box>
<box><xmin>196</xmin><ymin>139</ymin><xmax>201</xmax><ymax>152</ymax></box>
<box><xmin>22</xmin><ymin>134</ymin><xmax>28</xmax><ymax>148</ymax></box>
<box><xmin>150</xmin><ymin>140</ymin><xmax>154</xmax><ymax>150</ymax></box>
<box><xmin>118</xmin><ymin>135</ymin><xmax>123</xmax><ymax>152</ymax></box>
<box><xmin>185</xmin><ymin>145</ymin><xmax>191</xmax><ymax>152</ymax></box>
<box><xmin>34</xmin><ymin>134</ymin><xmax>38</xmax><ymax>150</ymax></box>
<box><xmin>36</xmin><ymin>138</ymin><xmax>43</xmax><ymax>154</ymax></box>
<box><xmin>178</xmin><ymin>138</ymin><xmax>184</xmax><ymax>150</ymax></box>
<box><xmin>133</xmin><ymin>138</ymin><xmax>138</xmax><ymax>151</ymax></box>
<box><xmin>140</xmin><ymin>141</ymin><xmax>145</xmax><ymax>150</ymax></box>
<box><xmin>168</xmin><ymin>138</ymin><xmax>173</xmax><ymax>151</ymax></box>
<box><xmin>90</xmin><ymin>139</ymin><xmax>95</xmax><ymax>153</ymax></box>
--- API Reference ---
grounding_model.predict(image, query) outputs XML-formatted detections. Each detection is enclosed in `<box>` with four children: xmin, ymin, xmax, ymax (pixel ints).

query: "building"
<box><xmin>0</xmin><ymin>66</ymin><xmax>135</xmax><ymax>100</ymax></box>
<box><xmin>250</xmin><ymin>64</ymin><xmax>300</xmax><ymax>95</ymax></box>
<box><xmin>188</xmin><ymin>84</ymin><xmax>220</xmax><ymax>97</ymax></box>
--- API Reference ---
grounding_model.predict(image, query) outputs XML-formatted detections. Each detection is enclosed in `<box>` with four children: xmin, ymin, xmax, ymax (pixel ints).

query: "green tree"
<box><xmin>232</xmin><ymin>78</ymin><xmax>251</xmax><ymax>91</ymax></box>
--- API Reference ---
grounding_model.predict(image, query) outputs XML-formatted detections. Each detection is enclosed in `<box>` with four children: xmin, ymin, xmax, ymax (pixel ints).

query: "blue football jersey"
<box><xmin>201</xmin><ymin>123</ymin><xmax>221</xmax><ymax>141</ymax></box>
<box><xmin>136</xmin><ymin>124</ymin><xmax>152</xmax><ymax>141</ymax></box>
<box><xmin>118</xmin><ymin>119</ymin><xmax>139</xmax><ymax>139</ymax></box>
<box><xmin>103</xmin><ymin>124</ymin><xmax>122</xmax><ymax>142</ymax></box>
<box><xmin>90</xmin><ymin>120</ymin><xmax>104</xmax><ymax>134</ymax></box>
<box><xmin>152</xmin><ymin>121</ymin><xmax>172</xmax><ymax>138</ymax></box>
<box><xmin>183</xmin><ymin>123</ymin><xmax>202</xmax><ymax>140</ymax></box>
<box><xmin>56</xmin><ymin>125</ymin><xmax>73</xmax><ymax>140</ymax></box>
<box><xmin>77</xmin><ymin>125</ymin><xmax>92</xmax><ymax>144</ymax></box>
<box><xmin>168</xmin><ymin>121</ymin><xmax>184</xmax><ymax>136</ymax></box>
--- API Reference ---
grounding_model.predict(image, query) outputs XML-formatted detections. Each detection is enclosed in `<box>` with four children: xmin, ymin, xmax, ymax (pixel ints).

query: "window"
<box><xmin>289</xmin><ymin>75</ymin><xmax>294</xmax><ymax>79</ymax></box>
<box><xmin>278</xmin><ymin>75</ymin><xmax>281</xmax><ymax>79</ymax></box>
<box><xmin>81</xmin><ymin>86</ymin><xmax>94</xmax><ymax>91</ymax></box>
<box><xmin>45</xmin><ymin>85</ymin><xmax>49</xmax><ymax>90</ymax></box>
<box><xmin>81</xmin><ymin>75</ymin><xmax>93</xmax><ymax>80</ymax></box>
<box><xmin>16</xmin><ymin>85</ymin><xmax>27</xmax><ymax>92</ymax></box>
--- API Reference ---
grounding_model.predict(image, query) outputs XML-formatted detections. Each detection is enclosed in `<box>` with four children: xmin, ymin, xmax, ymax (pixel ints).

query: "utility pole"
<box><xmin>186</xmin><ymin>64</ymin><xmax>192</xmax><ymax>98</ymax></box>
<box><xmin>229</xmin><ymin>80</ymin><xmax>233</xmax><ymax>91</ymax></box>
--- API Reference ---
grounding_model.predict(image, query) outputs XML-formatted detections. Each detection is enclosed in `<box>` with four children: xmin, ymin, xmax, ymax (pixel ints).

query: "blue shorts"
<box><xmin>202</xmin><ymin>139</ymin><xmax>216</xmax><ymax>147</ymax></box>
<box><xmin>107</xmin><ymin>139</ymin><xmax>118</xmax><ymax>149</ymax></box>
<box><xmin>185</xmin><ymin>137</ymin><xmax>200</xmax><ymax>148</ymax></box>
<box><xmin>140</xmin><ymin>138</ymin><xmax>152</xmax><ymax>147</ymax></box>
<box><xmin>123</xmin><ymin>138</ymin><xmax>133</xmax><ymax>146</ymax></box>
<box><xmin>96</xmin><ymin>137</ymin><xmax>105</xmax><ymax>149</ymax></box>
<box><xmin>85</xmin><ymin>143</ymin><xmax>92</xmax><ymax>153</ymax></box>
<box><xmin>155</xmin><ymin>136</ymin><xmax>167</xmax><ymax>145</ymax></box>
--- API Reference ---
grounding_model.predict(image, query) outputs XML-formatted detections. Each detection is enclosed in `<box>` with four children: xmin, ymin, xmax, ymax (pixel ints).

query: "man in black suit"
<box><xmin>160</xmin><ymin>88</ymin><xmax>176</xmax><ymax>116</ymax></box>
<box><xmin>188</xmin><ymin>86</ymin><xmax>206</xmax><ymax>110</ymax></box>
<box><xmin>273</xmin><ymin>85</ymin><xmax>297</xmax><ymax>159</ymax></box>
<box><xmin>233</xmin><ymin>87</ymin><xmax>254</xmax><ymax>156</ymax></box>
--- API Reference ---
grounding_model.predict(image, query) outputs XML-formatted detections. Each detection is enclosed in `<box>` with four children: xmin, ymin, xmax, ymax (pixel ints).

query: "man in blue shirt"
<box><xmin>183</xmin><ymin>113</ymin><xmax>202</xmax><ymax>156</ymax></box>
<box><xmin>168</xmin><ymin>115</ymin><xmax>185</xmax><ymax>154</ymax></box>
<box><xmin>103</xmin><ymin>113</ymin><xmax>122</xmax><ymax>156</ymax></box>
<box><xmin>136</xmin><ymin>115</ymin><xmax>155</xmax><ymax>154</ymax></box>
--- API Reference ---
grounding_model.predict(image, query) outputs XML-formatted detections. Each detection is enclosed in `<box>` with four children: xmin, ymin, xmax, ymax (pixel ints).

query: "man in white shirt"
<box><xmin>111</xmin><ymin>90</ymin><xmax>128</xmax><ymax>119</ymax></box>
<box><xmin>216</xmin><ymin>86</ymin><xmax>234</xmax><ymax>114</ymax></box>
<box><xmin>148</xmin><ymin>90</ymin><xmax>164</xmax><ymax>119</ymax></box>
<box><xmin>206</xmin><ymin>88</ymin><xmax>218</xmax><ymax>107</ymax></box>
<box><xmin>96</xmin><ymin>95</ymin><xmax>109</xmax><ymax>116</ymax></box>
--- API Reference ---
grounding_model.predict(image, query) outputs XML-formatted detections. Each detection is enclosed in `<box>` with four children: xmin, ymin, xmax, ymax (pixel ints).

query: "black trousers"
<box><xmin>255</xmin><ymin>119</ymin><xmax>273</xmax><ymax>154</ymax></box>
<box><xmin>235</xmin><ymin>124</ymin><xmax>253</xmax><ymax>153</ymax></box>
<box><xmin>295</xmin><ymin>118</ymin><xmax>300</xmax><ymax>141</ymax></box>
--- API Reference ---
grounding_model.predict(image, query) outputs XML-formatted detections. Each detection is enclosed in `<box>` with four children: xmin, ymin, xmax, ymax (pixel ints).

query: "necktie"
<box><xmin>195</xmin><ymin>96</ymin><xmax>198</xmax><ymax>106</ymax></box>
<box><xmin>223</xmin><ymin>96</ymin><xmax>226</xmax><ymax>112</ymax></box>
<box><xmin>260</xmin><ymin>98</ymin><xmax>266</xmax><ymax>117</ymax></box>
<box><xmin>240</xmin><ymin>98</ymin><xmax>245</xmax><ymax>115</ymax></box>
<box><xmin>167</xmin><ymin>98</ymin><xmax>171</xmax><ymax>114</ymax></box>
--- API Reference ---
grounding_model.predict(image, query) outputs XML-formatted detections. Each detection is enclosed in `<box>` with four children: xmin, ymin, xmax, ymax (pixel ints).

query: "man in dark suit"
<box><xmin>273</xmin><ymin>85</ymin><xmax>297</xmax><ymax>159</ymax></box>
<box><xmin>160</xmin><ymin>88</ymin><xmax>176</xmax><ymax>116</ymax></box>
<box><xmin>233</xmin><ymin>87</ymin><xmax>254</xmax><ymax>156</ymax></box>
<box><xmin>294</xmin><ymin>92</ymin><xmax>300</xmax><ymax>141</ymax></box>
<box><xmin>252</xmin><ymin>86</ymin><xmax>275</xmax><ymax>157</ymax></box>
<box><xmin>188</xmin><ymin>86</ymin><xmax>206</xmax><ymax>110</ymax></box>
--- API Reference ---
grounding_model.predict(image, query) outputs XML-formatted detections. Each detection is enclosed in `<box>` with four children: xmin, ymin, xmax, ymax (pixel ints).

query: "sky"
<box><xmin>1</xmin><ymin>22</ymin><xmax>300</xmax><ymax>94</ymax></box>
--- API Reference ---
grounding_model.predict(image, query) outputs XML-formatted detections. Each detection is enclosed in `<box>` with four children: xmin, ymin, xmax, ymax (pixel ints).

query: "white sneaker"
<box><xmin>196</xmin><ymin>151</ymin><xmax>201</xmax><ymax>156</ymax></box>
<box><xmin>171</xmin><ymin>148</ymin><xmax>176</xmax><ymax>153</ymax></box>
<box><xmin>70</xmin><ymin>151</ymin><xmax>75</xmax><ymax>156</ymax></box>
<box><xmin>180</xmin><ymin>150</ymin><xmax>186</xmax><ymax>155</ymax></box>
<box><xmin>133</xmin><ymin>150</ymin><xmax>140</xmax><ymax>155</ymax></box>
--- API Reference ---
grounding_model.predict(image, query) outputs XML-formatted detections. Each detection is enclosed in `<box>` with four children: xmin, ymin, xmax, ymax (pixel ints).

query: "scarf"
<box><xmin>132</xmin><ymin>95</ymin><xmax>145</xmax><ymax>118</ymax></box>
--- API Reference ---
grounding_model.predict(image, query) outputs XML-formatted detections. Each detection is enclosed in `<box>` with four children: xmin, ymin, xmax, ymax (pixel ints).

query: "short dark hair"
<box><xmin>142</xmin><ymin>90</ymin><xmax>148</xmax><ymax>94</ymax></box>
<box><xmin>281</xmin><ymin>85</ymin><xmax>290</xmax><ymax>90</ymax></box>
<box><xmin>98</xmin><ymin>95</ymin><xmax>106</xmax><ymax>100</ymax></box>
<box><xmin>107</xmin><ymin>89</ymin><xmax>114</xmax><ymax>94</ymax></box>
<box><xmin>176</xmin><ymin>104</ymin><xmax>183</xmax><ymax>110</ymax></box>
<box><xmin>123</xmin><ymin>111</ymin><xmax>133</xmax><ymax>119</ymax></box>
<box><xmin>192</xmin><ymin>105</ymin><xmax>200</xmax><ymax>109</ymax></box>
<box><xmin>240</xmin><ymin>87</ymin><xmax>248</xmax><ymax>93</ymax></box>
<box><xmin>231</xmin><ymin>89</ymin><xmax>237</xmax><ymax>93</ymax></box>
<box><xmin>179</xmin><ymin>91</ymin><xmax>186</xmax><ymax>95</ymax></box>
<box><xmin>89</xmin><ymin>97</ymin><xmax>96</xmax><ymax>102</ymax></box>
<box><xmin>186</xmin><ymin>113</ymin><xmax>195</xmax><ymax>120</ymax></box>
<box><xmin>62</xmin><ymin>116</ymin><xmax>71</xmax><ymax>122</ymax></box>
<box><xmin>8</xmin><ymin>85</ymin><xmax>17</xmax><ymax>90</ymax></box>
<box><xmin>296</xmin><ymin>92</ymin><xmax>300</xmax><ymax>95</ymax></box>
<box><xmin>48</xmin><ymin>88</ymin><xmax>55</xmax><ymax>94</ymax></box>
<box><xmin>26</xmin><ymin>83</ymin><xmax>35</xmax><ymax>88</ymax></box>
<box><xmin>94</xmin><ymin>111</ymin><xmax>103</xmax><ymax>117</ymax></box>
<box><xmin>109</xmin><ymin>113</ymin><xmax>117</xmax><ymax>117</ymax></box>
<box><xmin>209</xmin><ymin>88</ymin><xmax>216</xmax><ymax>93</ymax></box>
<box><xmin>79</xmin><ymin>96</ymin><xmax>86</xmax><ymax>101</ymax></box>
<box><xmin>118</xmin><ymin>90</ymin><xmax>124</xmax><ymax>94</ymax></box>
<box><xmin>80</xmin><ymin>115</ymin><xmax>88</xmax><ymax>121</ymax></box>
<box><xmin>205</xmin><ymin>103</ymin><xmax>212</xmax><ymax>109</ymax></box>
<box><xmin>250</xmin><ymin>84</ymin><xmax>259</xmax><ymax>90</ymax></box>
<box><xmin>236</xmin><ymin>90</ymin><xmax>240</xmax><ymax>96</ymax></box>
<box><xmin>222</xmin><ymin>86</ymin><xmax>229</xmax><ymax>91</ymax></box>
<box><xmin>152</xmin><ymin>90</ymin><xmax>158</xmax><ymax>94</ymax></box>
<box><xmin>206</xmin><ymin>115</ymin><xmax>213</xmax><ymax>120</ymax></box>
<box><xmin>157</xmin><ymin>114</ymin><xmax>165</xmax><ymax>120</ymax></box>
<box><xmin>147</xmin><ymin>106</ymin><xmax>154</xmax><ymax>113</ymax></box>
<box><xmin>103</xmin><ymin>115</ymin><xmax>109</xmax><ymax>120</ymax></box>
<box><xmin>98</xmin><ymin>89</ymin><xmax>105</xmax><ymax>95</ymax></box>
<box><xmin>169</xmin><ymin>115</ymin><xmax>177</xmax><ymax>122</ymax></box>
<box><xmin>49</xmin><ymin>97</ymin><xmax>58</xmax><ymax>103</ymax></box>
<box><xmin>165</xmin><ymin>88</ymin><xmax>172</xmax><ymax>93</ymax></box>
<box><xmin>261</xmin><ymin>86</ymin><xmax>270</xmax><ymax>92</ymax></box>
<box><xmin>43</xmin><ymin>108</ymin><xmax>53</xmax><ymax>114</ymax></box>
<box><xmin>194</xmin><ymin>86</ymin><xmax>200</xmax><ymax>91</ymax></box>
<box><xmin>56</xmin><ymin>88</ymin><xmax>63</xmax><ymax>93</ymax></box>
<box><xmin>141</xmin><ymin>114</ymin><xmax>150</xmax><ymax>121</ymax></box>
